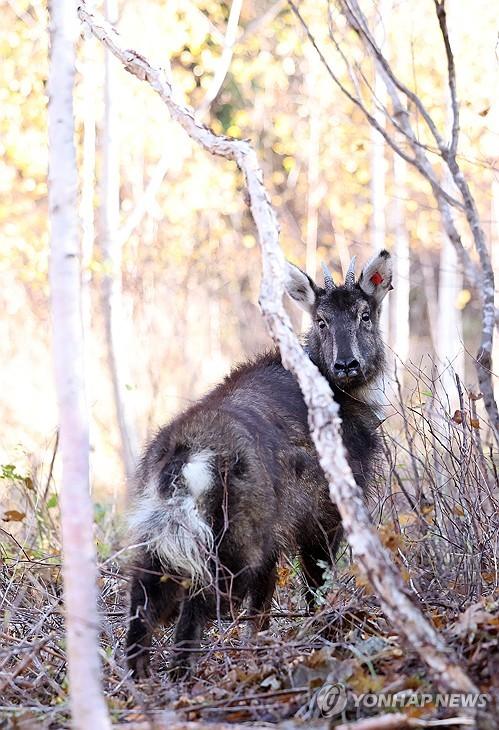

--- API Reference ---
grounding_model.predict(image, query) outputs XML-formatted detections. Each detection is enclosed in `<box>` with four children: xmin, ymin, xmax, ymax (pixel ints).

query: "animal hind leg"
<box><xmin>126</xmin><ymin>558</ymin><xmax>182</xmax><ymax>679</ymax></box>
<box><xmin>169</xmin><ymin>592</ymin><xmax>212</xmax><ymax>679</ymax></box>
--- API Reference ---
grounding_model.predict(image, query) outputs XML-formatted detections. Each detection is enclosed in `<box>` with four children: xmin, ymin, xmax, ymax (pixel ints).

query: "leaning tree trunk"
<box><xmin>48</xmin><ymin>2</ymin><xmax>110</xmax><ymax>728</ymax></box>
<box><xmin>78</xmin><ymin>2</ymin><xmax>478</xmax><ymax>699</ymax></box>
<box><xmin>100</xmin><ymin>0</ymin><xmax>138</xmax><ymax>480</ymax></box>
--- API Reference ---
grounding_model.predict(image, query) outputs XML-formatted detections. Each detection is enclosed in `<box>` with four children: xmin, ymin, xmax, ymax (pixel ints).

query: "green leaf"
<box><xmin>47</xmin><ymin>493</ymin><xmax>58</xmax><ymax>509</ymax></box>
<box><xmin>1</xmin><ymin>464</ymin><xmax>24</xmax><ymax>480</ymax></box>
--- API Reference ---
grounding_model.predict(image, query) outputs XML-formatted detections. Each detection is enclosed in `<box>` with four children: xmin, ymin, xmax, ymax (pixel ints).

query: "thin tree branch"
<box><xmin>78</xmin><ymin>0</ymin><xmax>479</xmax><ymax>698</ymax></box>
<box><xmin>197</xmin><ymin>0</ymin><xmax>243</xmax><ymax>117</ymax></box>
<box><xmin>295</xmin><ymin>0</ymin><xmax>499</xmax><ymax>442</ymax></box>
<box><xmin>240</xmin><ymin>0</ymin><xmax>286</xmax><ymax>42</ymax></box>
<box><xmin>289</xmin><ymin>0</ymin><xmax>463</xmax><ymax>211</ymax></box>
<box><xmin>339</xmin><ymin>0</ymin><xmax>446</xmax><ymax>152</ymax></box>
<box><xmin>433</xmin><ymin>0</ymin><xmax>459</xmax><ymax>159</ymax></box>
<box><xmin>432</xmin><ymin>0</ymin><xmax>499</xmax><ymax>443</ymax></box>
<box><xmin>335</xmin><ymin>714</ymin><xmax>475</xmax><ymax>729</ymax></box>
<box><xmin>292</xmin><ymin>0</ymin><xmax>479</xmax><ymax>293</ymax></box>
<box><xmin>326</xmin><ymin>0</ymin><xmax>478</xmax><ymax>290</ymax></box>
<box><xmin>117</xmin><ymin>148</ymin><xmax>171</xmax><ymax>247</ymax></box>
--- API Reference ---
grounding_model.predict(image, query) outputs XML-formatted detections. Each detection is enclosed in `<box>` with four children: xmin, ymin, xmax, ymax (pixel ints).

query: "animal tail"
<box><xmin>128</xmin><ymin>449</ymin><xmax>215</xmax><ymax>589</ymax></box>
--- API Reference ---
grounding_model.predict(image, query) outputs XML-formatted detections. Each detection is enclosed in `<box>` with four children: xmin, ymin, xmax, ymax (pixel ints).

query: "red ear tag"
<box><xmin>370</xmin><ymin>271</ymin><xmax>383</xmax><ymax>286</ymax></box>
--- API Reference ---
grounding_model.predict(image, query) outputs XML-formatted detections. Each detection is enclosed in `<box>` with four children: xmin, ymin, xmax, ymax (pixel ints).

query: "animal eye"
<box><xmin>361</xmin><ymin>311</ymin><xmax>371</xmax><ymax>322</ymax></box>
<box><xmin>317</xmin><ymin>319</ymin><xmax>327</xmax><ymax>329</ymax></box>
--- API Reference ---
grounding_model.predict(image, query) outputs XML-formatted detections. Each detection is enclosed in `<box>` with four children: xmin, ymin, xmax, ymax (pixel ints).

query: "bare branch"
<box><xmin>78</xmin><ymin>0</ymin><xmax>479</xmax><ymax>697</ymax></box>
<box><xmin>290</xmin><ymin>0</ymin><xmax>463</xmax><ymax>211</ymax></box>
<box><xmin>240</xmin><ymin>0</ymin><xmax>286</xmax><ymax>42</ymax></box>
<box><xmin>197</xmin><ymin>0</ymin><xmax>243</xmax><ymax>117</ymax></box>
<box><xmin>432</xmin><ymin>0</ymin><xmax>499</xmax><ymax>441</ymax></box>
<box><xmin>292</xmin><ymin>0</ymin><xmax>478</xmax><ymax>291</ymax></box>
<box><xmin>445</xmin><ymin>155</ymin><xmax>499</xmax><ymax>444</ymax></box>
<box><xmin>289</xmin><ymin>6</ymin><xmax>415</xmax><ymax>164</ymax></box>
<box><xmin>117</xmin><ymin>147</ymin><xmax>170</xmax><ymax>247</ymax></box>
<box><xmin>339</xmin><ymin>0</ymin><xmax>446</xmax><ymax>152</ymax></box>
<box><xmin>299</xmin><ymin>0</ymin><xmax>499</xmax><ymax>443</ymax></box>
<box><xmin>335</xmin><ymin>714</ymin><xmax>475</xmax><ymax>729</ymax></box>
<box><xmin>434</xmin><ymin>0</ymin><xmax>460</xmax><ymax>158</ymax></box>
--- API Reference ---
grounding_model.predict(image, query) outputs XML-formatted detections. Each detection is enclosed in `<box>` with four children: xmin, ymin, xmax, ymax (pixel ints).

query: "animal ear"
<box><xmin>285</xmin><ymin>262</ymin><xmax>318</xmax><ymax>314</ymax></box>
<box><xmin>358</xmin><ymin>250</ymin><xmax>393</xmax><ymax>303</ymax></box>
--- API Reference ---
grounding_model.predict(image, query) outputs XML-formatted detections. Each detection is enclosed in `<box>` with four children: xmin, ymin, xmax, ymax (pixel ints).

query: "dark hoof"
<box><xmin>127</xmin><ymin>650</ymin><xmax>151</xmax><ymax>681</ymax></box>
<box><xmin>167</xmin><ymin>655</ymin><xmax>193</xmax><ymax>681</ymax></box>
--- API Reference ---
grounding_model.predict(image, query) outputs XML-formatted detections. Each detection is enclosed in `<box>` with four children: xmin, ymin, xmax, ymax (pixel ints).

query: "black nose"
<box><xmin>334</xmin><ymin>358</ymin><xmax>360</xmax><ymax>376</ymax></box>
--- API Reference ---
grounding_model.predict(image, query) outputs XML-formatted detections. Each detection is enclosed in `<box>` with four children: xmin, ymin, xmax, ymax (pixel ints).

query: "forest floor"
<box><xmin>1</xmin><ymin>520</ymin><xmax>498</xmax><ymax>729</ymax></box>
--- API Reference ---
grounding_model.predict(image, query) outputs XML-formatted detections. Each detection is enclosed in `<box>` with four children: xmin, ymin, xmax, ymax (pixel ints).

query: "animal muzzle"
<box><xmin>333</xmin><ymin>357</ymin><xmax>361</xmax><ymax>380</ymax></box>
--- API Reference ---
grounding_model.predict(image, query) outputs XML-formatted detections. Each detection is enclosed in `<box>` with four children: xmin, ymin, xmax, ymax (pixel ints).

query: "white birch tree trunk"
<box><xmin>491</xmin><ymin>181</ymin><xmax>499</xmax><ymax>405</ymax></box>
<box><xmin>48</xmin><ymin>2</ymin><xmax>110</xmax><ymax>728</ymax></box>
<box><xmin>436</xmin><ymin>169</ymin><xmax>464</xmax><ymax>403</ymax></box>
<box><xmin>305</xmin><ymin>93</ymin><xmax>320</xmax><ymax>281</ymax></box>
<box><xmin>80</xmin><ymin>29</ymin><xmax>96</xmax><ymax>476</ymax></box>
<box><xmin>302</xmin><ymin>57</ymin><xmax>321</xmax><ymax>331</ymax></box>
<box><xmin>101</xmin><ymin>0</ymin><xmax>138</xmax><ymax>479</ymax></box>
<box><xmin>436</xmin><ymin>99</ymin><xmax>464</xmax><ymax>401</ymax></box>
<box><xmin>370</xmin><ymin>2</ymin><xmax>389</xmax><ymax>339</ymax></box>
<box><xmin>81</xmin><ymin>31</ymin><xmax>96</xmax><ymax>336</ymax></box>
<box><xmin>392</xmin><ymin>152</ymin><xmax>410</xmax><ymax>385</ymax></box>
<box><xmin>491</xmin><ymin>105</ymin><xmax>499</xmax><ymax>408</ymax></box>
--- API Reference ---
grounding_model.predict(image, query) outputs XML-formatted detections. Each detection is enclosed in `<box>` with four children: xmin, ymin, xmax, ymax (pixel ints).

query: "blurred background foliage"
<box><xmin>1</xmin><ymin>0</ymin><xmax>498</xmax><ymax>499</ymax></box>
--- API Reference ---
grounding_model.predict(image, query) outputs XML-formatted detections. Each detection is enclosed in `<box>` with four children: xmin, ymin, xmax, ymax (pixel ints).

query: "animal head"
<box><xmin>285</xmin><ymin>250</ymin><xmax>392</xmax><ymax>391</ymax></box>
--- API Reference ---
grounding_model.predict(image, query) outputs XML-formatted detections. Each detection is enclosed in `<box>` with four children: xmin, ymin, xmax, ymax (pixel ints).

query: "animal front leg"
<box><xmin>245</xmin><ymin>561</ymin><xmax>277</xmax><ymax>637</ymax></box>
<box><xmin>300</xmin><ymin>527</ymin><xmax>343</xmax><ymax>611</ymax></box>
<box><xmin>300</xmin><ymin>549</ymin><xmax>327</xmax><ymax>611</ymax></box>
